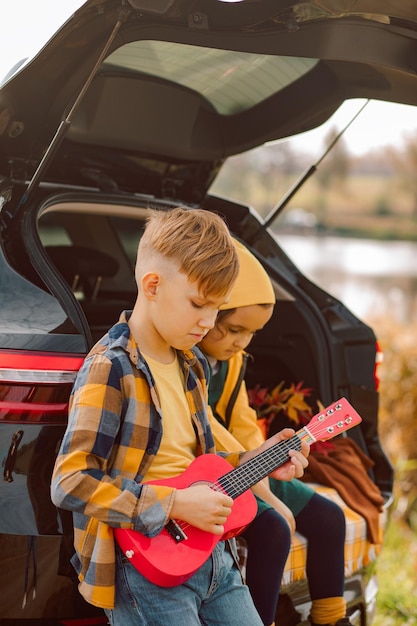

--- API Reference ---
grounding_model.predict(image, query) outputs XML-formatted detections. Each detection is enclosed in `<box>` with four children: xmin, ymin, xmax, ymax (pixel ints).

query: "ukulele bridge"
<box><xmin>166</xmin><ymin>519</ymin><xmax>188</xmax><ymax>543</ymax></box>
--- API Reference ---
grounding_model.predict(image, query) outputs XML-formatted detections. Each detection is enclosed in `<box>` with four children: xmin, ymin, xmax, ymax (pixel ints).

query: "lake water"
<box><xmin>276</xmin><ymin>234</ymin><xmax>417</xmax><ymax>324</ymax></box>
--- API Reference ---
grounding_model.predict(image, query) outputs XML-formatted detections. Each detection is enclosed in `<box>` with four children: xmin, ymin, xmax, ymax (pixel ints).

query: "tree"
<box><xmin>316</xmin><ymin>126</ymin><xmax>350</xmax><ymax>187</ymax></box>
<box><xmin>388</xmin><ymin>131</ymin><xmax>417</xmax><ymax>216</ymax></box>
<box><xmin>314</xmin><ymin>126</ymin><xmax>351</xmax><ymax>228</ymax></box>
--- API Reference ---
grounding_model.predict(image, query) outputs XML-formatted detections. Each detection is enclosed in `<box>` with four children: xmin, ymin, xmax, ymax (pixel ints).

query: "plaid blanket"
<box><xmin>236</xmin><ymin>483</ymin><xmax>386</xmax><ymax>586</ymax></box>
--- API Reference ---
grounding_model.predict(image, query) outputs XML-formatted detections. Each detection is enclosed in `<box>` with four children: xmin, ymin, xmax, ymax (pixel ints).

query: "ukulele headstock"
<box><xmin>304</xmin><ymin>397</ymin><xmax>362</xmax><ymax>442</ymax></box>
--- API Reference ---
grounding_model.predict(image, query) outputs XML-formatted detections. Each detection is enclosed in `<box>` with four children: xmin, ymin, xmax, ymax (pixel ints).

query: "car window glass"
<box><xmin>110</xmin><ymin>215</ymin><xmax>142</xmax><ymax>267</ymax></box>
<box><xmin>37</xmin><ymin>213</ymin><xmax>72</xmax><ymax>246</ymax></box>
<box><xmin>103</xmin><ymin>40</ymin><xmax>318</xmax><ymax>115</ymax></box>
<box><xmin>38</xmin><ymin>209</ymin><xmax>142</xmax><ymax>298</ymax></box>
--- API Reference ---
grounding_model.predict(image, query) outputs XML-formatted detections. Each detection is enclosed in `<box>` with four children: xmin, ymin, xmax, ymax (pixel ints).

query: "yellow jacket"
<box><xmin>209</xmin><ymin>351</ymin><xmax>265</xmax><ymax>454</ymax></box>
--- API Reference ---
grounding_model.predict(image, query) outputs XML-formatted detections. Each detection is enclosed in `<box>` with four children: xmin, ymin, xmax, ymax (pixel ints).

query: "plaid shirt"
<box><xmin>51</xmin><ymin>311</ymin><xmax>240</xmax><ymax>608</ymax></box>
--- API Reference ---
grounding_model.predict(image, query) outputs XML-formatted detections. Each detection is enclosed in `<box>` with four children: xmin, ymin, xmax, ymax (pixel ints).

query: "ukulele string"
<box><xmin>167</xmin><ymin>437</ymin><xmax>303</xmax><ymax>532</ymax></box>
<box><xmin>174</xmin><ymin>413</ymin><xmax>349</xmax><ymax>520</ymax></box>
<box><xmin>168</xmin><ymin>423</ymin><xmax>333</xmax><ymax>531</ymax></box>
<box><xmin>217</xmin><ymin>432</ymin><xmax>305</xmax><ymax>499</ymax></box>
<box><xmin>168</xmin><ymin>421</ymin><xmax>329</xmax><ymax>531</ymax></box>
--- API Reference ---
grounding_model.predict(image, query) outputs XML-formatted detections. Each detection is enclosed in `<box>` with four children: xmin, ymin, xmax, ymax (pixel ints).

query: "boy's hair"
<box><xmin>137</xmin><ymin>207</ymin><xmax>239</xmax><ymax>298</ymax></box>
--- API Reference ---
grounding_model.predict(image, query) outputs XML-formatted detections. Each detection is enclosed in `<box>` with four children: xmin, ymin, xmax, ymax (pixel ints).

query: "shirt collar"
<box><xmin>107</xmin><ymin>310</ymin><xmax>199</xmax><ymax>368</ymax></box>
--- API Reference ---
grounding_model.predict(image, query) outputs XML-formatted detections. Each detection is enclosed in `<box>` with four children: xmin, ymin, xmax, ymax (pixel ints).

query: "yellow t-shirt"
<box><xmin>142</xmin><ymin>352</ymin><xmax>197</xmax><ymax>481</ymax></box>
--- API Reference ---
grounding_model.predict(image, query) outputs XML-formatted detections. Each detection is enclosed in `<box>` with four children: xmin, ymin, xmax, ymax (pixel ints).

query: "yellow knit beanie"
<box><xmin>220</xmin><ymin>239</ymin><xmax>275</xmax><ymax>310</ymax></box>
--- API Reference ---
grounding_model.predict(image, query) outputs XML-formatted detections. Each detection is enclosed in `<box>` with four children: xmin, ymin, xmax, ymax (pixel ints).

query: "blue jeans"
<box><xmin>105</xmin><ymin>542</ymin><xmax>263</xmax><ymax>626</ymax></box>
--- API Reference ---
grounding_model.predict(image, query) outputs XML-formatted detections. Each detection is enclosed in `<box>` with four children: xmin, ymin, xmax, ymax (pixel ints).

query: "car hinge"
<box><xmin>14</xmin><ymin>1</ymin><xmax>132</xmax><ymax>218</ymax></box>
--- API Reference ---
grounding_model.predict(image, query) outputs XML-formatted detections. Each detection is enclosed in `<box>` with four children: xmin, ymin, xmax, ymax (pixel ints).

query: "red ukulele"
<box><xmin>114</xmin><ymin>397</ymin><xmax>362</xmax><ymax>587</ymax></box>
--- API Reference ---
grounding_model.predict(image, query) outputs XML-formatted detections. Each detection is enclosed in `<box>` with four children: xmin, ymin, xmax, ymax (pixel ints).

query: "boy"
<box><xmin>51</xmin><ymin>207</ymin><xmax>308</xmax><ymax>626</ymax></box>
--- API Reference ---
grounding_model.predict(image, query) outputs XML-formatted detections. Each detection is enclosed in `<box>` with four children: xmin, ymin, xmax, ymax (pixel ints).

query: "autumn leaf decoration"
<box><xmin>248</xmin><ymin>381</ymin><xmax>334</xmax><ymax>454</ymax></box>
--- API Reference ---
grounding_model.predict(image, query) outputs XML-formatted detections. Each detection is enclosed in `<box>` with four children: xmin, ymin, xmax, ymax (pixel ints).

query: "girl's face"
<box><xmin>199</xmin><ymin>304</ymin><xmax>273</xmax><ymax>361</ymax></box>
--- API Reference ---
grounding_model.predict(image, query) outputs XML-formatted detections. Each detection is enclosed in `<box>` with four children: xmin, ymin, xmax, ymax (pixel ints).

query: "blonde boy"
<box><xmin>51</xmin><ymin>207</ymin><xmax>308</xmax><ymax>626</ymax></box>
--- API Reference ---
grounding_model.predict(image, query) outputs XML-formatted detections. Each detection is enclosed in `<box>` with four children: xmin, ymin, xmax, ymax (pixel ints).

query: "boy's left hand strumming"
<box><xmin>240</xmin><ymin>428</ymin><xmax>309</xmax><ymax>482</ymax></box>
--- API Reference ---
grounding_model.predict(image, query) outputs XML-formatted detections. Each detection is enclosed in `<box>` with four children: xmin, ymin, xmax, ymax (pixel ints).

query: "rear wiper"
<box><xmin>248</xmin><ymin>99</ymin><xmax>369</xmax><ymax>242</ymax></box>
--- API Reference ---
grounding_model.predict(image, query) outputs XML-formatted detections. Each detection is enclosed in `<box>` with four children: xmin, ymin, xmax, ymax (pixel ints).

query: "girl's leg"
<box><xmin>242</xmin><ymin>508</ymin><xmax>291</xmax><ymax>626</ymax></box>
<box><xmin>295</xmin><ymin>493</ymin><xmax>347</xmax><ymax>624</ymax></box>
<box><xmin>296</xmin><ymin>493</ymin><xmax>346</xmax><ymax>598</ymax></box>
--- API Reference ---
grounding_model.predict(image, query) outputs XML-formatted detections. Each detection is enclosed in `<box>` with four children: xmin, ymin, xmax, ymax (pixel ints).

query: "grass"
<box><xmin>373</xmin><ymin>513</ymin><xmax>417</xmax><ymax>625</ymax></box>
<box><xmin>363</xmin><ymin>317</ymin><xmax>417</xmax><ymax>624</ymax></box>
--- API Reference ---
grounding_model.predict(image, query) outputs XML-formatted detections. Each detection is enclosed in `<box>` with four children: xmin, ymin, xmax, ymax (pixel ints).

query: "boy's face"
<box><xmin>149</xmin><ymin>267</ymin><xmax>230</xmax><ymax>353</ymax></box>
<box><xmin>199</xmin><ymin>304</ymin><xmax>273</xmax><ymax>361</ymax></box>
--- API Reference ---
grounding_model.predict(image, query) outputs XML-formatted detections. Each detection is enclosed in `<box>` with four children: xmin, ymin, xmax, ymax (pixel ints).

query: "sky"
<box><xmin>1</xmin><ymin>0</ymin><xmax>417</xmax><ymax>157</ymax></box>
<box><xmin>0</xmin><ymin>1</ymin><xmax>86</xmax><ymax>80</ymax></box>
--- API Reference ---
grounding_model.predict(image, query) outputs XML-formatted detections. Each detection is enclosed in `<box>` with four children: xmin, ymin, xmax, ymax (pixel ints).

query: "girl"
<box><xmin>200</xmin><ymin>239</ymin><xmax>352</xmax><ymax>626</ymax></box>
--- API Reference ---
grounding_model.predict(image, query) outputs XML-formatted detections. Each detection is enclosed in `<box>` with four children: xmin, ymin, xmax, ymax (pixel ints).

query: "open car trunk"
<box><xmin>0</xmin><ymin>188</ymin><xmax>392</xmax><ymax>623</ymax></box>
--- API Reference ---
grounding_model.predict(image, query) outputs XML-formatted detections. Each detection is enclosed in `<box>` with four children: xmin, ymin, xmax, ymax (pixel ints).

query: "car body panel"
<box><xmin>0</xmin><ymin>423</ymin><xmax>66</xmax><ymax>535</ymax></box>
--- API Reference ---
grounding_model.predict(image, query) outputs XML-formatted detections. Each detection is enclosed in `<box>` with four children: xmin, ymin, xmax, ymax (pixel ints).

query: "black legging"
<box><xmin>242</xmin><ymin>493</ymin><xmax>346</xmax><ymax>625</ymax></box>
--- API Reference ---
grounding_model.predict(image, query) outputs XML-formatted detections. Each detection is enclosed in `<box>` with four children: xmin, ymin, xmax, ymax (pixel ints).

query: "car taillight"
<box><xmin>374</xmin><ymin>340</ymin><xmax>383</xmax><ymax>390</ymax></box>
<box><xmin>0</xmin><ymin>350</ymin><xmax>84</xmax><ymax>424</ymax></box>
<box><xmin>59</xmin><ymin>618</ymin><xmax>108</xmax><ymax>625</ymax></box>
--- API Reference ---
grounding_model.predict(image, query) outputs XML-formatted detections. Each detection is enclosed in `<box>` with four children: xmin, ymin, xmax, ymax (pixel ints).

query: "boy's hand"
<box><xmin>170</xmin><ymin>485</ymin><xmax>233</xmax><ymax>536</ymax></box>
<box><xmin>240</xmin><ymin>428</ymin><xmax>309</xmax><ymax>482</ymax></box>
